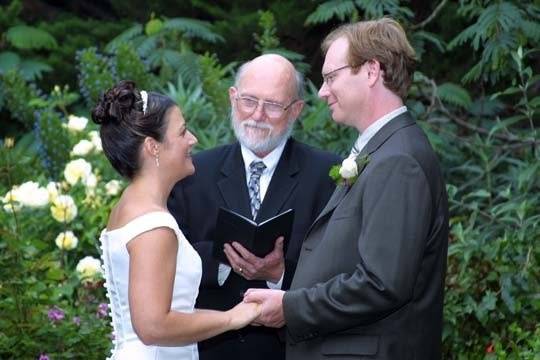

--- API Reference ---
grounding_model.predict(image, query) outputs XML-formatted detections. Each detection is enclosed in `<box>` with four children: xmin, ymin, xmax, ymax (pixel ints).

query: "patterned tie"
<box><xmin>248</xmin><ymin>161</ymin><xmax>266</xmax><ymax>219</ymax></box>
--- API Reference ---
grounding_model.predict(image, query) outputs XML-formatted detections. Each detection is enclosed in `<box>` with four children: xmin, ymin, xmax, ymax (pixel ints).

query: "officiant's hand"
<box><xmin>223</xmin><ymin>237</ymin><xmax>285</xmax><ymax>282</ymax></box>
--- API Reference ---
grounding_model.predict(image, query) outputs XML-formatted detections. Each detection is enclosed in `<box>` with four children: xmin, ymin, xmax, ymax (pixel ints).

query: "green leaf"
<box><xmin>105</xmin><ymin>23</ymin><xmax>143</xmax><ymax>53</ymax></box>
<box><xmin>145</xmin><ymin>18</ymin><xmax>164</xmax><ymax>36</ymax></box>
<box><xmin>437</xmin><ymin>82</ymin><xmax>472</xmax><ymax>108</ymax></box>
<box><xmin>163</xmin><ymin>18</ymin><xmax>224</xmax><ymax>43</ymax></box>
<box><xmin>488</xmin><ymin>115</ymin><xmax>527</xmax><ymax>139</ymax></box>
<box><xmin>18</xmin><ymin>59</ymin><xmax>52</xmax><ymax>81</ymax></box>
<box><xmin>305</xmin><ymin>0</ymin><xmax>356</xmax><ymax>25</ymax></box>
<box><xmin>6</xmin><ymin>25</ymin><xmax>57</xmax><ymax>50</ymax></box>
<box><xmin>0</xmin><ymin>51</ymin><xmax>20</xmax><ymax>74</ymax></box>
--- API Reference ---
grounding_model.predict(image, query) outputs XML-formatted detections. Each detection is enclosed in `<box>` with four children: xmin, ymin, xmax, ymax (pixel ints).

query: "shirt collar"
<box><xmin>240</xmin><ymin>139</ymin><xmax>287</xmax><ymax>175</ymax></box>
<box><xmin>351</xmin><ymin>106</ymin><xmax>407</xmax><ymax>156</ymax></box>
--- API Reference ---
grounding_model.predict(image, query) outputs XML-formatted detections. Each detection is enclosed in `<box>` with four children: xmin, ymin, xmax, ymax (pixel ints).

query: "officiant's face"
<box><xmin>229</xmin><ymin>55</ymin><xmax>302</xmax><ymax>157</ymax></box>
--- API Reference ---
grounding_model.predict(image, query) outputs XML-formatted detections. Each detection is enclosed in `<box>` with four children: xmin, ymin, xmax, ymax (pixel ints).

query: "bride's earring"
<box><xmin>154</xmin><ymin>151</ymin><xmax>160</xmax><ymax>167</ymax></box>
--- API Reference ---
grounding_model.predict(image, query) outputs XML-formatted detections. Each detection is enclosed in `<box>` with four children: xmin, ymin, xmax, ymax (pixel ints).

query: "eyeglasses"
<box><xmin>235</xmin><ymin>94</ymin><xmax>299</xmax><ymax>119</ymax></box>
<box><xmin>322</xmin><ymin>65</ymin><xmax>352</xmax><ymax>86</ymax></box>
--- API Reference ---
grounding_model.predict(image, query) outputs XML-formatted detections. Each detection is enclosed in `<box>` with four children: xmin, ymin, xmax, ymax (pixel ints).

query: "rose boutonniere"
<box><xmin>329</xmin><ymin>154</ymin><xmax>370</xmax><ymax>186</ymax></box>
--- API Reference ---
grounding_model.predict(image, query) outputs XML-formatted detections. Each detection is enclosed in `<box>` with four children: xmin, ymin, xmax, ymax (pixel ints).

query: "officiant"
<box><xmin>167</xmin><ymin>54</ymin><xmax>340</xmax><ymax>360</ymax></box>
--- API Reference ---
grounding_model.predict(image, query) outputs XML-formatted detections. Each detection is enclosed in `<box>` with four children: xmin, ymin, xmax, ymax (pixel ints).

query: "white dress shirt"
<box><xmin>350</xmin><ymin>106</ymin><xmax>408</xmax><ymax>158</ymax></box>
<box><xmin>218</xmin><ymin>140</ymin><xmax>288</xmax><ymax>288</ymax></box>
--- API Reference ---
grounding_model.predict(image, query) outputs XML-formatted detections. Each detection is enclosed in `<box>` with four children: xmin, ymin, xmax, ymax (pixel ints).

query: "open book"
<box><xmin>212</xmin><ymin>207</ymin><xmax>294</xmax><ymax>265</ymax></box>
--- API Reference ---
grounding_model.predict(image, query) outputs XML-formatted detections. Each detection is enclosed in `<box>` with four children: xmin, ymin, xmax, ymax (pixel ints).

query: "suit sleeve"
<box><xmin>283</xmin><ymin>154</ymin><xmax>433</xmax><ymax>342</ymax></box>
<box><xmin>168</xmin><ymin>182</ymin><xmax>220</xmax><ymax>288</ymax></box>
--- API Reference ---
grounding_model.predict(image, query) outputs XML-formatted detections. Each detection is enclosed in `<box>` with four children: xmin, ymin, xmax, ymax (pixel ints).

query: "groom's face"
<box><xmin>318</xmin><ymin>37</ymin><xmax>367</xmax><ymax>128</ymax></box>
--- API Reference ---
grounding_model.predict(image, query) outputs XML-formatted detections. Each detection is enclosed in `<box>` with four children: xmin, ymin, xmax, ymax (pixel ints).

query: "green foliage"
<box><xmin>0</xmin><ymin>1</ymin><xmax>57</xmax><ymax>81</ymax></box>
<box><xmin>76</xmin><ymin>47</ymin><xmax>115</xmax><ymax>107</ymax></box>
<box><xmin>113</xmin><ymin>42</ymin><xmax>157</xmax><ymax>90</ymax></box>
<box><xmin>34</xmin><ymin>109</ymin><xmax>71</xmax><ymax>180</ymax></box>
<box><xmin>437</xmin><ymin>82</ymin><xmax>473</xmax><ymax>109</ymax></box>
<box><xmin>449</xmin><ymin>1</ymin><xmax>540</xmax><ymax>84</ymax></box>
<box><xmin>0</xmin><ymin>113</ymin><xmax>122</xmax><ymax>358</ymax></box>
<box><xmin>254</xmin><ymin>10</ymin><xmax>281</xmax><ymax>52</ymax></box>
<box><xmin>105</xmin><ymin>15</ymin><xmax>223</xmax><ymax>82</ymax></box>
<box><xmin>6</xmin><ymin>25</ymin><xmax>58</xmax><ymax>50</ymax></box>
<box><xmin>199</xmin><ymin>53</ymin><xmax>234</xmax><ymax>117</ymax></box>
<box><xmin>306</xmin><ymin>0</ymin><xmax>358</xmax><ymax>25</ymax></box>
<box><xmin>0</xmin><ymin>0</ymin><xmax>22</xmax><ymax>29</ymax></box>
<box><xmin>253</xmin><ymin>10</ymin><xmax>309</xmax><ymax>73</ymax></box>
<box><xmin>165</xmin><ymin>73</ymin><xmax>234</xmax><ymax>151</ymax></box>
<box><xmin>305</xmin><ymin>0</ymin><xmax>413</xmax><ymax>25</ymax></box>
<box><xmin>0</xmin><ymin>70</ymin><xmax>43</xmax><ymax>129</ymax></box>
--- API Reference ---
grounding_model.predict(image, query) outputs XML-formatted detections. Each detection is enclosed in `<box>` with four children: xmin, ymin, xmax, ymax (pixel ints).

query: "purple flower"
<box><xmin>47</xmin><ymin>306</ymin><xmax>65</xmax><ymax>323</ymax></box>
<box><xmin>96</xmin><ymin>303</ymin><xmax>108</xmax><ymax>318</ymax></box>
<box><xmin>72</xmin><ymin>316</ymin><xmax>81</xmax><ymax>326</ymax></box>
<box><xmin>38</xmin><ymin>353</ymin><xmax>50</xmax><ymax>360</ymax></box>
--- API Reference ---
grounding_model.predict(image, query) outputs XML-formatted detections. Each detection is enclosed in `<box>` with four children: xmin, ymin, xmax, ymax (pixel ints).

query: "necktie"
<box><xmin>248</xmin><ymin>161</ymin><xmax>266</xmax><ymax>219</ymax></box>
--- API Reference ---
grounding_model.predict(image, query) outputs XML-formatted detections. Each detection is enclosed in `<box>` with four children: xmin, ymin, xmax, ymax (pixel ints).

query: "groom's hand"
<box><xmin>244</xmin><ymin>289</ymin><xmax>285</xmax><ymax>328</ymax></box>
<box><xmin>223</xmin><ymin>237</ymin><xmax>285</xmax><ymax>282</ymax></box>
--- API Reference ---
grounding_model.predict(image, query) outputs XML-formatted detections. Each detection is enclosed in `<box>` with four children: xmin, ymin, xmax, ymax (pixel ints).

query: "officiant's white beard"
<box><xmin>231</xmin><ymin>110</ymin><xmax>294</xmax><ymax>155</ymax></box>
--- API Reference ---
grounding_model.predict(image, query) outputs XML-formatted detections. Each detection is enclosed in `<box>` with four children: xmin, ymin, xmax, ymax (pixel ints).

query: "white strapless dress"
<box><xmin>99</xmin><ymin>211</ymin><xmax>202</xmax><ymax>360</ymax></box>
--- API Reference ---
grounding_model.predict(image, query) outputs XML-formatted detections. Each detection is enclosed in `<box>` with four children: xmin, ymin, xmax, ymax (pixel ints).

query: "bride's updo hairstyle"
<box><xmin>91</xmin><ymin>80</ymin><xmax>175</xmax><ymax>179</ymax></box>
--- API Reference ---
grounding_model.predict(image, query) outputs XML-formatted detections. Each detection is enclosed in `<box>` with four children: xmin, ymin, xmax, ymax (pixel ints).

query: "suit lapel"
<box><xmin>256</xmin><ymin>139</ymin><xmax>299</xmax><ymax>222</ymax></box>
<box><xmin>217</xmin><ymin>143</ymin><xmax>252</xmax><ymax>219</ymax></box>
<box><xmin>359</xmin><ymin>112</ymin><xmax>415</xmax><ymax>158</ymax></box>
<box><xmin>304</xmin><ymin>112</ymin><xmax>416</xmax><ymax>238</ymax></box>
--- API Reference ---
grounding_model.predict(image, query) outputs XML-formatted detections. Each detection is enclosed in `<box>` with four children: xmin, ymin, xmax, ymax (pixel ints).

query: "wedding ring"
<box><xmin>238</xmin><ymin>267</ymin><xmax>243</xmax><ymax>273</ymax></box>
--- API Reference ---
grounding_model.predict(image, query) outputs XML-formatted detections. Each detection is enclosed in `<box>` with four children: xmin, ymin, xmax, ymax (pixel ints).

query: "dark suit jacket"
<box><xmin>282</xmin><ymin>113</ymin><xmax>449</xmax><ymax>360</ymax></box>
<box><xmin>168</xmin><ymin>138</ymin><xmax>340</xmax><ymax>360</ymax></box>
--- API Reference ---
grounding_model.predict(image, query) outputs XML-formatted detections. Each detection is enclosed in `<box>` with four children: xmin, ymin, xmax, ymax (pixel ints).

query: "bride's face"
<box><xmin>160</xmin><ymin>106</ymin><xmax>198</xmax><ymax>179</ymax></box>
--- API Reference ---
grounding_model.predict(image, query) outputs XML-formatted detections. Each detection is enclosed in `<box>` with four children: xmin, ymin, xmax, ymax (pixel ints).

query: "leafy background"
<box><xmin>0</xmin><ymin>0</ymin><xmax>538</xmax><ymax>359</ymax></box>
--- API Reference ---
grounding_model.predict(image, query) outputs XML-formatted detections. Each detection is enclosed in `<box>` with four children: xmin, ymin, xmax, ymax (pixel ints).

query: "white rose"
<box><xmin>84</xmin><ymin>173</ymin><xmax>97</xmax><ymax>189</ymax></box>
<box><xmin>76</xmin><ymin>256</ymin><xmax>102</xmax><ymax>279</ymax></box>
<box><xmin>46</xmin><ymin>182</ymin><xmax>61</xmax><ymax>202</ymax></box>
<box><xmin>15</xmin><ymin>181</ymin><xmax>49</xmax><ymax>207</ymax></box>
<box><xmin>71</xmin><ymin>140</ymin><xmax>94</xmax><ymax>156</ymax></box>
<box><xmin>105</xmin><ymin>180</ymin><xmax>122</xmax><ymax>196</ymax></box>
<box><xmin>66</xmin><ymin>115</ymin><xmax>88</xmax><ymax>132</ymax></box>
<box><xmin>55</xmin><ymin>231</ymin><xmax>78</xmax><ymax>250</ymax></box>
<box><xmin>64</xmin><ymin>159</ymin><xmax>92</xmax><ymax>185</ymax></box>
<box><xmin>338</xmin><ymin>157</ymin><xmax>358</xmax><ymax>179</ymax></box>
<box><xmin>89</xmin><ymin>131</ymin><xmax>102</xmax><ymax>152</ymax></box>
<box><xmin>2</xmin><ymin>189</ymin><xmax>21</xmax><ymax>212</ymax></box>
<box><xmin>50</xmin><ymin>194</ymin><xmax>78</xmax><ymax>223</ymax></box>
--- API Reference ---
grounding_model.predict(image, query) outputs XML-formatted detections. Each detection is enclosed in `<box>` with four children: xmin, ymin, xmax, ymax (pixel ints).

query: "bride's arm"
<box><xmin>127</xmin><ymin>228</ymin><xmax>259</xmax><ymax>346</ymax></box>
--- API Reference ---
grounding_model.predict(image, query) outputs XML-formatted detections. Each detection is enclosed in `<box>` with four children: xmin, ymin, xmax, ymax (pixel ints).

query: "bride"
<box><xmin>92</xmin><ymin>80</ymin><xmax>260</xmax><ymax>359</ymax></box>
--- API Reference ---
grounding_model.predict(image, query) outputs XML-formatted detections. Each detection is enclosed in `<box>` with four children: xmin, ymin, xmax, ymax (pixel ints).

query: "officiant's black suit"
<box><xmin>168</xmin><ymin>138</ymin><xmax>339</xmax><ymax>360</ymax></box>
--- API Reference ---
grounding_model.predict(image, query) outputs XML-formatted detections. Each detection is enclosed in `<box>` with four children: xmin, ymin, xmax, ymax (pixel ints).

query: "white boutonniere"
<box><xmin>329</xmin><ymin>154</ymin><xmax>370</xmax><ymax>186</ymax></box>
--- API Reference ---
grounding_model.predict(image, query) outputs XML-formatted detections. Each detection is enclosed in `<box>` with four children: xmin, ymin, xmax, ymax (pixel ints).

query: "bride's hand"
<box><xmin>227</xmin><ymin>301</ymin><xmax>261</xmax><ymax>330</ymax></box>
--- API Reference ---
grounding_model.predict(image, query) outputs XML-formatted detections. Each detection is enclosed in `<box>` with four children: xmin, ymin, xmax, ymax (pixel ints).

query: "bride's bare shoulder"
<box><xmin>106</xmin><ymin>193</ymin><xmax>165</xmax><ymax>231</ymax></box>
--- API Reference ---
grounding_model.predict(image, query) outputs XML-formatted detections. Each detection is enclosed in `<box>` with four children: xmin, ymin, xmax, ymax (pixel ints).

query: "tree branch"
<box><xmin>411</xmin><ymin>0</ymin><xmax>449</xmax><ymax>30</ymax></box>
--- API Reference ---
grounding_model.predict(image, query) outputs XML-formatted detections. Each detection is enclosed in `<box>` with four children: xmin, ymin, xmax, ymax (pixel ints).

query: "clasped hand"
<box><xmin>243</xmin><ymin>288</ymin><xmax>285</xmax><ymax>328</ymax></box>
<box><xmin>223</xmin><ymin>237</ymin><xmax>285</xmax><ymax>282</ymax></box>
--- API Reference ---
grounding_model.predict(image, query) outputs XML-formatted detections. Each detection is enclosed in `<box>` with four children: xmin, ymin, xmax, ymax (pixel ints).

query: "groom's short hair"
<box><xmin>322</xmin><ymin>17</ymin><xmax>417</xmax><ymax>99</ymax></box>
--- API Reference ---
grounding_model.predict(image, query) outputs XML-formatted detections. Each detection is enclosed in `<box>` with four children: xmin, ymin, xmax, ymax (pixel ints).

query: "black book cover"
<box><xmin>212</xmin><ymin>207</ymin><xmax>294</xmax><ymax>265</ymax></box>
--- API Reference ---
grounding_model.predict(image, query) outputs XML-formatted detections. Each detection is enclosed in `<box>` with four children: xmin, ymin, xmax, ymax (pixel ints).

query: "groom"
<box><xmin>244</xmin><ymin>18</ymin><xmax>449</xmax><ymax>360</ymax></box>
